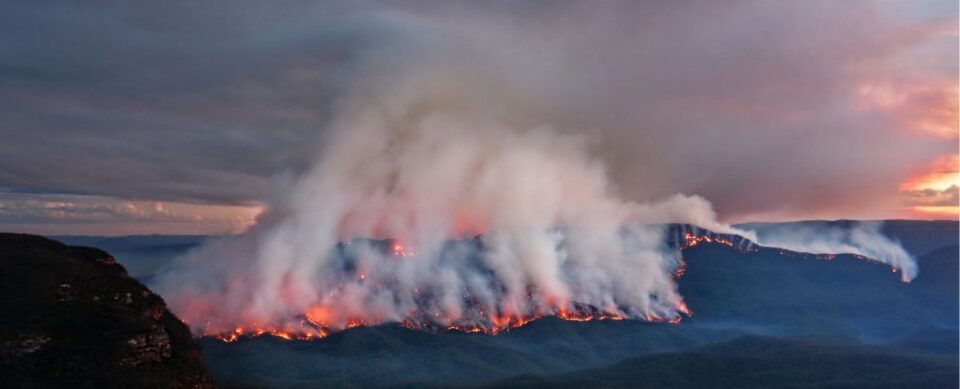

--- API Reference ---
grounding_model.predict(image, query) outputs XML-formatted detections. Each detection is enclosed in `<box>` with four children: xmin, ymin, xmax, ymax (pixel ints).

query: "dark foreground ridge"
<box><xmin>0</xmin><ymin>233</ymin><xmax>213</xmax><ymax>388</ymax></box>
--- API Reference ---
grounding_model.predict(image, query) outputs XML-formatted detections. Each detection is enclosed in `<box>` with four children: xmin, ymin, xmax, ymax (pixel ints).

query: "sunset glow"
<box><xmin>899</xmin><ymin>154</ymin><xmax>959</xmax><ymax>219</ymax></box>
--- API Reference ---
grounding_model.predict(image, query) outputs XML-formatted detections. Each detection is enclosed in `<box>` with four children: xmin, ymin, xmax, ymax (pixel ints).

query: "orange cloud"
<box><xmin>899</xmin><ymin>154</ymin><xmax>959</xmax><ymax>219</ymax></box>
<box><xmin>900</xmin><ymin>154</ymin><xmax>960</xmax><ymax>191</ymax></box>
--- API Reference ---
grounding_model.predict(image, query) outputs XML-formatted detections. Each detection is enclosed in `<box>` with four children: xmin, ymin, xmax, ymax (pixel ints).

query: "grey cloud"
<box><xmin>0</xmin><ymin>0</ymin><xmax>956</xmax><ymax>222</ymax></box>
<box><xmin>0</xmin><ymin>1</ymin><xmax>385</xmax><ymax>203</ymax></box>
<box><xmin>0</xmin><ymin>190</ymin><xmax>258</xmax><ymax>235</ymax></box>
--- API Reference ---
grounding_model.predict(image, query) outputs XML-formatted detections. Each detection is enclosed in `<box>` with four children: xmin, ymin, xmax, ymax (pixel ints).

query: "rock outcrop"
<box><xmin>0</xmin><ymin>233</ymin><xmax>213</xmax><ymax>388</ymax></box>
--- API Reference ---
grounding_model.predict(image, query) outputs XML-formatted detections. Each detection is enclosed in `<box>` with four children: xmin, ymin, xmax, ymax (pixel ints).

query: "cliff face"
<box><xmin>0</xmin><ymin>233</ymin><xmax>213</xmax><ymax>388</ymax></box>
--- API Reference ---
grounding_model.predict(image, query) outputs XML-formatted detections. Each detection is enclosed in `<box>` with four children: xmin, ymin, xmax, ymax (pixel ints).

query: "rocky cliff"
<box><xmin>0</xmin><ymin>233</ymin><xmax>213</xmax><ymax>388</ymax></box>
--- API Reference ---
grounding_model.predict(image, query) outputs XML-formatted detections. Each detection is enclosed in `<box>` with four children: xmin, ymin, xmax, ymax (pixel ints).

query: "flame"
<box><xmin>207</xmin><ymin>303</ymin><xmax>669</xmax><ymax>342</ymax></box>
<box><xmin>391</xmin><ymin>240</ymin><xmax>416</xmax><ymax>257</ymax></box>
<box><xmin>305</xmin><ymin>305</ymin><xmax>332</xmax><ymax>327</ymax></box>
<box><xmin>678</xmin><ymin>231</ymin><xmax>745</xmax><ymax>251</ymax></box>
<box><xmin>556</xmin><ymin>309</ymin><xmax>625</xmax><ymax>322</ymax></box>
<box><xmin>208</xmin><ymin>325</ymin><xmax>328</xmax><ymax>343</ymax></box>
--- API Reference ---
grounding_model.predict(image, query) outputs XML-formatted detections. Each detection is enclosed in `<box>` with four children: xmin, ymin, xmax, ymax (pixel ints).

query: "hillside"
<box><xmin>491</xmin><ymin>335</ymin><xmax>958</xmax><ymax>388</ymax></box>
<box><xmin>28</xmin><ymin>220</ymin><xmax>958</xmax><ymax>387</ymax></box>
<box><xmin>0</xmin><ymin>233</ymin><xmax>213</xmax><ymax>388</ymax></box>
<box><xmin>196</xmin><ymin>221</ymin><xmax>958</xmax><ymax>387</ymax></box>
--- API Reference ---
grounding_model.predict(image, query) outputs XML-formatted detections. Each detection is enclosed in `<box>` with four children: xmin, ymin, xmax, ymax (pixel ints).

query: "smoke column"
<box><xmin>153</xmin><ymin>6</ymin><xmax>917</xmax><ymax>336</ymax></box>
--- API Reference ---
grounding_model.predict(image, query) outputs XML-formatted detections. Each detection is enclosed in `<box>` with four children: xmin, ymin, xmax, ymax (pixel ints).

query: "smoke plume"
<box><xmin>153</xmin><ymin>5</ymin><xmax>918</xmax><ymax>336</ymax></box>
<box><xmin>746</xmin><ymin>222</ymin><xmax>917</xmax><ymax>281</ymax></box>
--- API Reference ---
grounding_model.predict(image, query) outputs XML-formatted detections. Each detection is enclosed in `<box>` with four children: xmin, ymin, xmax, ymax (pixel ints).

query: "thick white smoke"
<box><xmin>746</xmin><ymin>222</ymin><xmax>917</xmax><ymax>282</ymax></box>
<box><xmin>158</xmin><ymin>108</ymin><xmax>696</xmax><ymax>332</ymax></box>
<box><xmin>153</xmin><ymin>7</ymin><xmax>917</xmax><ymax>336</ymax></box>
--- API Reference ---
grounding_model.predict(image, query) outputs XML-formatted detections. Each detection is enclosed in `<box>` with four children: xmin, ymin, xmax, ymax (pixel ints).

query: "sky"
<box><xmin>0</xmin><ymin>0</ymin><xmax>957</xmax><ymax>236</ymax></box>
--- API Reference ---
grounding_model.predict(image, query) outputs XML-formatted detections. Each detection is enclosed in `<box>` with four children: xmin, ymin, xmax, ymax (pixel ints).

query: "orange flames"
<box><xmin>214</xmin><ymin>325</ymin><xmax>328</xmax><ymax>343</ymax></box>
<box><xmin>390</xmin><ymin>240</ymin><xmax>416</xmax><ymax>257</ymax></box>
<box><xmin>678</xmin><ymin>232</ymin><xmax>744</xmax><ymax>250</ymax></box>
<box><xmin>208</xmin><ymin>305</ymin><xmax>653</xmax><ymax>342</ymax></box>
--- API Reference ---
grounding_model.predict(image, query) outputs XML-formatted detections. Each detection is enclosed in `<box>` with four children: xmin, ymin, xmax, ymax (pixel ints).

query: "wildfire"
<box><xmin>675</xmin><ymin>225</ymin><xmax>909</xmax><ymax>282</ymax></box>
<box><xmin>210</xmin><ymin>305</ymin><xmax>692</xmax><ymax>343</ymax></box>
<box><xmin>556</xmin><ymin>309</ymin><xmax>625</xmax><ymax>322</ymax></box>
<box><xmin>207</xmin><ymin>304</ymin><xmax>664</xmax><ymax>342</ymax></box>
<box><xmin>211</xmin><ymin>325</ymin><xmax>329</xmax><ymax>343</ymax></box>
<box><xmin>677</xmin><ymin>231</ymin><xmax>746</xmax><ymax>251</ymax></box>
<box><xmin>200</xmin><ymin>228</ymin><xmax>735</xmax><ymax>343</ymax></box>
<box><xmin>201</xmin><ymin>225</ymin><xmax>897</xmax><ymax>343</ymax></box>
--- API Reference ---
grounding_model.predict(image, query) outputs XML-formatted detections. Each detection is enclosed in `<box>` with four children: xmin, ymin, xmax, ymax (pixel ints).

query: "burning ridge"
<box><xmin>201</xmin><ymin>224</ymin><xmax>904</xmax><ymax>343</ymax></box>
<box><xmin>206</xmin><ymin>234</ymin><xmax>681</xmax><ymax>343</ymax></box>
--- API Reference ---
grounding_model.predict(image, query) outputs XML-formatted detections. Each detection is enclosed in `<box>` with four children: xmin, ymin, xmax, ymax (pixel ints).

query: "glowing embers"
<box><xmin>669</xmin><ymin>224</ymin><xmax>758</xmax><ymax>254</ymax></box>
<box><xmin>673</xmin><ymin>262</ymin><xmax>687</xmax><ymax>278</ymax></box>
<box><xmin>435</xmin><ymin>313</ymin><xmax>544</xmax><ymax>335</ymax></box>
<box><xmin>210</xmin><ymin>316</ymin><xmax>375</xmax><ymax>343</ymax></box>
<box><xmin>206</xmin><ymin>303</ymin><xmax>688</xmax><ymax>342</ymax></box>
<box><xmin>407</xmin><ymin>304</ymin><xmax>662</xmax><ymax>336</ymax></box>
<box><xmin>555</xmin><ymin>308</ymin><xmax>626</xmax><ymax>323</ymax></box>
<box><xmin>679</xmin><ymin>232</ymin><xmax>740</xmax><ymax>250</ymax></box>
<box><xmin>390</xmin><ymin>240</ymin><xmax>416</xmax><ymax>257</ymax></box>
<box><xmin>211</xmin><ymin>323</ymin><xmax>328</xmax><ymax>343</ymax></box>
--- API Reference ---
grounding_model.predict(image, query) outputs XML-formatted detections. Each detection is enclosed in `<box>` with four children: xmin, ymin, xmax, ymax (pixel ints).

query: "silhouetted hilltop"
<box><xmin>0</xmin><ymin>233</ymin><xmax>213</xmax><ymax>388</ymax></box>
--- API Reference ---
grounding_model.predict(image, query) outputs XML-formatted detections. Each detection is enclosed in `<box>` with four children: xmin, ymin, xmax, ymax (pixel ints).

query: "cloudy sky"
<box><xmin>1</xmin><ymin>0</ymin><xmax>957</xmax><ymax>235</ymax></box>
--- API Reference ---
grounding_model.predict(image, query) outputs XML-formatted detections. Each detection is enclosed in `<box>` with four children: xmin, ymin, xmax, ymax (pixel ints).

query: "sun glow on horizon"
<box><xmin>899</xmin><ymin>154</ymin><xmax>959</xmax><ymax>220</ymax></box>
